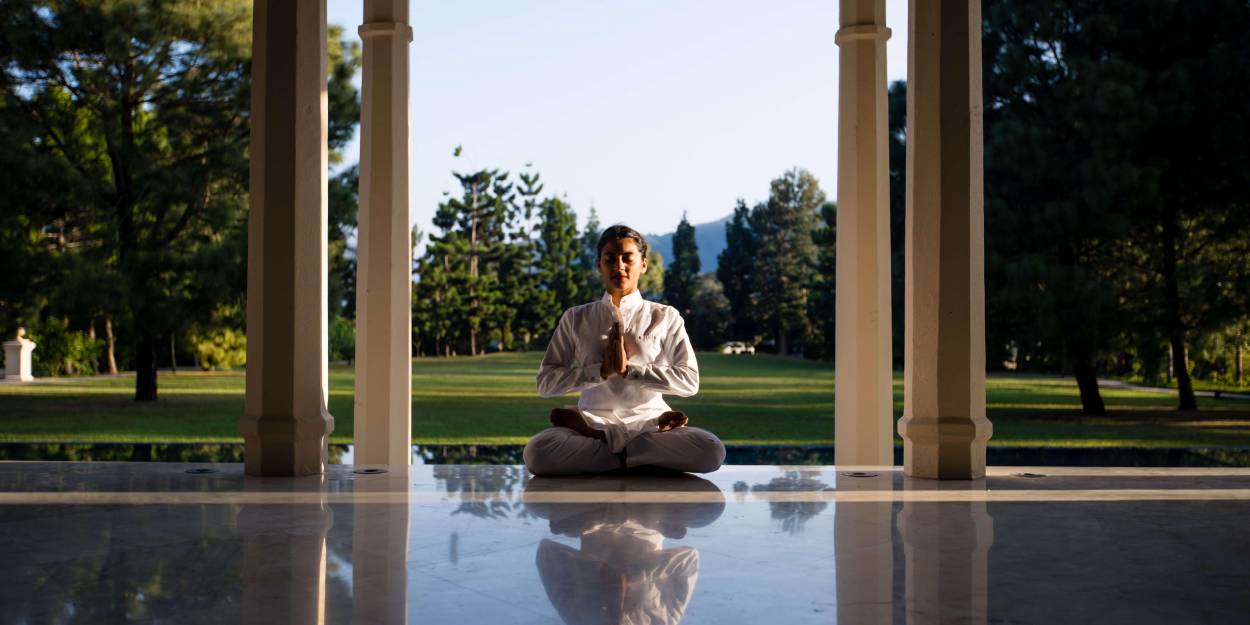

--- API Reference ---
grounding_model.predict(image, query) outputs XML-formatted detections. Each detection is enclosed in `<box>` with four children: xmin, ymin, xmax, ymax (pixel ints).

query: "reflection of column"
<box><xmin>834</xmin><ymin>472</ymin><xmax>894</xmax><ymax>625</ymax></box>
<box><xmin>834</xmin><ymin>0</ymin><xmax>894</xmax><ymax>467</ymax></box>
<box><xmin>352</xmin><ymin>476</ymin><xmax>410</xmax><ymax>625</ymax></box>
<box><xmin>354</xmin><ymin>0</ymin><xmax>413</xmax><ymax>465</ymax></box>
<box><xmin>238</xmin><ymin>478</ymin><xmax>333</xmax><ymax>625</ymax></box>
<box><xmin>242</xmin><ymin>0</ymin><xmax>334</xmax><ymax>476</ymax></box>
<box><xmin>897</xmin><ymin>478</ymin><xmax>993</xmax><ymax>625</ymax></box>
<box><xmin>899</xmin><ymin>0</ymin><xmax>992</xmax><ymax>479</ymax></box>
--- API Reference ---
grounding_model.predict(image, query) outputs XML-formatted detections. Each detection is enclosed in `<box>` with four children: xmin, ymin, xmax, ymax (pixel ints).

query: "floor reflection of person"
<box><xmin>525</xmin><ymin>475</ymin><xmax>726</xmax><ymax>625</ymax></box>
<box><xmin>525</xmin><ymin>225</ymin><xmax>727</xmax><ymax>476</ymax></box>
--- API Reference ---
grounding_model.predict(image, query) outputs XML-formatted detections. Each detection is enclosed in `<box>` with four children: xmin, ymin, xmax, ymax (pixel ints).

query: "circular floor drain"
<box><xmin>840</xmin><ymin>471</ymin><xmax>879</xmax><ymax>478</ymax></box>
<box><xmin>184</xmin><ymin>468</ymin><xmax>219</xmax><ymax>475</ymax></box>
<box><xmin>1015</xmin><ymin>472</ymin><xmax>1046</xmax><ymax>478</ymax></box>
<box><xmin>353</xmin><ymin>468</ymin><xmax>388</xmax><ymax>475</ymax></box>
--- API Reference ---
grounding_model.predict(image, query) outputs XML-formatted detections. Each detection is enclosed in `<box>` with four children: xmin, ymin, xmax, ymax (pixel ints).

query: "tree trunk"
<box><xmin>104</xmin><ymin>317</ymin><xmax>119</xmax><ymax>374</ymax></box>
<box><xmin>1072</xmin><ymin>359</ymin><xmax>1106</xmax><ymax>416</ymax></box>
<box><xmin>1161</xmin><ymin>209</ymin><xmax>1197</xmax><ymax>410</ymax></box>
<box><xmin>1236</xmin><ymin>343</ymin><xmax>1243</xmax><ymax>385</ymax></box>
<box><xmin>778</xmin><ymin>331</ymin><xmax>788</xmax><ymax>357</ymax></box>
<box><xmin>1169</xmin><ymin>335</ymin><xmax>1197</xmax><ymax>410</ymax></box>
<box><xmin>134</xmin><ymin>333</ymin><xmax>158</xmax><ymax>401</ymax></box>
<box><xmin>169</xmin><ymin>332</ymin><xmax>177</xmax><ymax>374</ymax></box>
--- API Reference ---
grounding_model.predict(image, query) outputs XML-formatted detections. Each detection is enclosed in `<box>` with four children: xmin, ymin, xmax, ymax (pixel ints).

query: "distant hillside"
<box><xmin>646</xmin><ymin>214</ymin><xmax>731</xmax><ymax>273</ymax></box>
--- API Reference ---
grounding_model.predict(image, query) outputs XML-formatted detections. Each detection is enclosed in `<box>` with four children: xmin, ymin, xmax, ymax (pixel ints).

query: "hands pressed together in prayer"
<box><xmin>599</xmin><ymin>321</ymin><xmax>629</xmax><ymax>380</ymax></box>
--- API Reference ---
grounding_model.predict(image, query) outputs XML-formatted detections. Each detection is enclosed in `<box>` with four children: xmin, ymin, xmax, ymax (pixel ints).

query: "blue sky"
<box><xmin>327</xmin><ymin>0</ymin><xmax>909</xmax><ymax>242</ymax></box>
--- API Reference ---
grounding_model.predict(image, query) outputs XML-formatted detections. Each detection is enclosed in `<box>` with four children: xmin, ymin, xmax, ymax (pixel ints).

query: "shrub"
<box><xmin>25</xmin><ymin>318</ymin><xmax>103</xmax><ymax>377</ymax></box>
<box><xmin>191</xmin><ymin>326</ymin><xmax>247</xmax><ymax>370</ymax></box>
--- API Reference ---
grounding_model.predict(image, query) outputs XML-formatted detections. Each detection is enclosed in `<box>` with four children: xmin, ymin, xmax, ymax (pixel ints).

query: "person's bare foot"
<box><xmin>657</xmin><ymin>411</ymin><xmax>688</xmax><ymax>432</ymax></box>
<box><xmin>549</xmin><ymin>408</ymin><xmax>606</xmax><ymax>441</ymax></box>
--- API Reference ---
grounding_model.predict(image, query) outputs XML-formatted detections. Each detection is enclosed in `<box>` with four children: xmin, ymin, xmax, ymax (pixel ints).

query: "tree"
<box><xmin>498</xmin><ymin>168</ymin><xmax>545</xmax><ymax>350</ymax></box>
<box><xmin>717</xmin><ymin>200</ymin><xmax>758</xmax><ymax>343</ymax></box>
<box><xmin>639</xmin><ymin>249</ymin><xmax>665</xmax><ymax>301</ymax></box>
<box><xmin>686</xmin><ymin>274</ymin><xmax>732</xmax><ymax>350</ymax></box>
<box><xmin>536</xmin><ymin>195</ymin><xmax>581</xmax><ymax>327</ymax></box>
<box><xmin>577</xmin><ymin>206</ymin><xmax>602</xmax><ymax>303</ymax></box>
<box><xmin>887</xmin><ymin>80</ymin><xmax>907</xmax><ymax>369</ymax></box>
<box><xmin>982</xmin><ymin>0</ymin><xmax>1250</xmax><ymax>412</ymax></box>
<box><xmin>1</xmin><ymin>1</ymin><xmax>254</xmax><ymax>399</ymax></box>
<box><xmin>662</xmin><ymin>213</ymin><xmax>700</xmax><ymax>318</ymax></box>
<box><xmin>807</xmin><ymin>201</ymin><xmax>837</xmax><ymax>361</ymax></box>
<box><xmin>751</xmin><ymin>169</ymin><xmax>823</xmax><ymax>355</ymax></box>
<box><xmin>1</xmin><ymin>5</ymin><xmax>363</xmax><ymax>398</ymax></box>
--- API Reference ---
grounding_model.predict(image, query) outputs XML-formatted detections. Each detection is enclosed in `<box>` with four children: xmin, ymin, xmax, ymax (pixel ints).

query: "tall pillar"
<box><xmin>834</xmin><ymin>0</ymin><xmax>894</xmax><ymax>466</ymax></box>
<box><xmin>242</xmin><ymin>0</ymin><xmax>334</xmax><ymax>476</ymax></box>
<box><xmin>354</xmin><ymin>0</ymin><xmax>414</xmax><ymax>466</ymax></box>
<box><xmin>899</xmin><ymin>0</ymin><xmax>992</xmax><ymax>479</ymax></box>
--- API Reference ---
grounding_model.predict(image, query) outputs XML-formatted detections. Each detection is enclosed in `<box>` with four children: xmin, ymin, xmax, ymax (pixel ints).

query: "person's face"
<box><xmin>598</xmin><ymin>238</ymin><xmax>648</xmax><ymax>296</ymax></box>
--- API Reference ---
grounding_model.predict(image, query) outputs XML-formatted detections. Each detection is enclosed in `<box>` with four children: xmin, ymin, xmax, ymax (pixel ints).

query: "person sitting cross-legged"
<box><xmin>524</xmin><ymin>224</ymin><xmax>726</xmax><ymax>476</ymax></box>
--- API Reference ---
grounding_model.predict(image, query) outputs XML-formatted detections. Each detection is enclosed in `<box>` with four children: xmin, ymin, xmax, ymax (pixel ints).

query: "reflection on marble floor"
<box><xmin>1</xmin><ymin>464</ymin><xmax>1249</xmax><ymax>624</ymax></box>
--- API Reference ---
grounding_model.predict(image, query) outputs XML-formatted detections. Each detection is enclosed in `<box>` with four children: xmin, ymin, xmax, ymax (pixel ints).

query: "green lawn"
<box><xmin>1</xmin><ymin>352</ymin><xmax>1248</xmax><ymax>447</ymax></box>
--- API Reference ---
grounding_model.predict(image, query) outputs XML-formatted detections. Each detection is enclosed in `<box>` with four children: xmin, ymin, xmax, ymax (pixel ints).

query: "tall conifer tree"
<box><xmin>663</xmin><ymin>214</ymin><xmax>700</xmax><ymax>318</ymax></box>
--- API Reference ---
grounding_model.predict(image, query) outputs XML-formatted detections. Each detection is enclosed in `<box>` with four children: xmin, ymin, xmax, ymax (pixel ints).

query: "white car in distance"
<box><xmin>720</xmin><ymin>341</ymin><xmax>755</xmax><ymax>355</ymax></box>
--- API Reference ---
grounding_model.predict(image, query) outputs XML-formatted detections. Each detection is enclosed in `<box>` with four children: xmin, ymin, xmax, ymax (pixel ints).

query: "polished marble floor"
<box><xmin>1</xmin><ymin>462</ymin><xmax>1248</xmax><ymax>624</ymax></box>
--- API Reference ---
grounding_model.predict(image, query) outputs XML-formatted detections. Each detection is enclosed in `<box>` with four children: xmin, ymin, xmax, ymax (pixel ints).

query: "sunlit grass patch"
<box><xmin>1</xmin><ymin>352</ymin><xmax>1247</xmax><ymax>446</ymax></box>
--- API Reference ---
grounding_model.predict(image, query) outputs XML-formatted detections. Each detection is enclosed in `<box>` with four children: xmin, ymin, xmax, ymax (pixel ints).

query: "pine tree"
<box><xmin>577</xmin><ymin>206</ymin><xmax>603</xmax><ymax>303</ymax></box>
<box><xmin>717</xmin><ymin>200</ymin><xmax>758</xmax><ymax>343</ymax></box>
<box><xmin>537</xmin><ymin>196</ymin><xmax>581</xmax><ymax>324</ymax></box>
<box><xmin>808</xmin><ymin>202</ymin><xmax>837</xmax><ymax>360</ymax></box>
<box><xmin>751</xmin><ymin>169</ymin><xmax>823</xmax><ymax>355</ymax></box>
<box><xmin>662</xmin><ymin>213</ymin><xmax>700</xmax><ymax>318</ymax></box>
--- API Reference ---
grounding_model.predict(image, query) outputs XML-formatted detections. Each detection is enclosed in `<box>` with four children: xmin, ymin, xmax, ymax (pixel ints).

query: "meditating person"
<box><xmin>524</xmin><ymin>225</ymin><xmax>726</xmax><ymax>476</ymax></box>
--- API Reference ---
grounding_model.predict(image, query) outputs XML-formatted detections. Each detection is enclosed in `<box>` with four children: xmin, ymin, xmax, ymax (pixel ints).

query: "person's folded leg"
<box><xmin>524</xmin><ymin>427</ymin><xmax>624</xmax><ymax>476</ymax></box>
<box><xmin>624</xmin><ymin>427</ymin><xmax>726</xmax><ymax>473</ymax></box>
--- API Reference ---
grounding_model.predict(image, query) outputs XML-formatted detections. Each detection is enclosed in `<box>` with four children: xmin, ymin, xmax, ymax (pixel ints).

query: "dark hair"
<box><xmin>596</xmin><ymin>224</ymin><xmax>649</xmax><ymax>258</ymax></box>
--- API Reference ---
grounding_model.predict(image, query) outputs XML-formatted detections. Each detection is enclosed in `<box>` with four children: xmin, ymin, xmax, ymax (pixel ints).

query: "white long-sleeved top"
<box><xmin>537</xmin><ymin>291</ymin><xmax>700</xmax><ymax>453</ymax></box>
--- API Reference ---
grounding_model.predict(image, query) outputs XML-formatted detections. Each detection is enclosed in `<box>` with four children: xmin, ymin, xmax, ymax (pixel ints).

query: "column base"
<box><xmin>239</xmin><ymin>414</ymin><xmax>334</xmax><ymax>476</ymax></box>
<box><xmin>898</xmin><ymin>415</ymin><xmax>992</xmax><ymax>479</ymax></box>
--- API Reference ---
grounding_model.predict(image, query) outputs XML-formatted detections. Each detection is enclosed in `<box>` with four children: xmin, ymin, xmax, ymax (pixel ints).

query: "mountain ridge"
<box><xmin>645</xmin><ymin>214</ymin><xmax>731</xmax><ymax>274</ymax></box>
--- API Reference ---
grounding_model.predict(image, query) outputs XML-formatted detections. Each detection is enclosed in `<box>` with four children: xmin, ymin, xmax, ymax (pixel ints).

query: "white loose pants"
<box><xmin>523</xmin><ymin>426</ymin><xmax>726</xmax><ymax>476</ymax></box>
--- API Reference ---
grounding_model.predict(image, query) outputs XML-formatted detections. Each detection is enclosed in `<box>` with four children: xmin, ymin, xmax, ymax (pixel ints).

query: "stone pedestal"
<box><xmin>240</xmin><ymin>0</ymin><xmax>334</xmax><ymax>476</ymax></box>
<box><xmin>3</xmin><ymin>328</ymin><xmax>36</xmax><ymax>382</ymax></box>
<box><xmin>834</xmin><ymin>0</ymin><xmax>895</xmax><ymax>467</ymax></box>
<box><xmin>354</xmin><ymin>0</ymin><xmax>414</xmax><ymax>466</ymax></box>
<box><xmin>898</xmin><ymin>0</ymin><xmax>992</xmax><ymax>479</ymax></box>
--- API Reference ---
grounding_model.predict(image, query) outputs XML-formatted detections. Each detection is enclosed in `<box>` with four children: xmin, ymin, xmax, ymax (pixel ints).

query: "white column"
<box><xmin>834</xmin><ymin>0</ymin><xmax>894</xmax><ymax>467</ymax></box>
<box><xmin>899</xmin><ymin>0</ymin><xmax>992</xmax><ymax>479</ymax></box>
<box><xmin>354</xmin><ymin>0</ymin><xmax>413</xmax><ymax>466</ymax></box>
<box><xmin>241</xmin><ymin>0</ymin><xmax>333</xmax><ymax>476</ymax></box>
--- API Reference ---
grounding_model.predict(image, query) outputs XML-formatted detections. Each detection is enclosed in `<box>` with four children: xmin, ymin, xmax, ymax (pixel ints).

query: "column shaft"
<box><xmin>354</xmin><ymin>0</ymin><xmax>414</xmax><ymax>465</ymax></box>
<box><xmin>834</xmin><ymin>0</ymin><xmax>894</xmax><ymax>466</ymax></box>
<box><xmin>899</xmin><ymin>0</ymin><xmax>992</xmax><ymax>479</ymax></box>
<box><xmin>241</xmin><ymin>0</ymin><xmax>333</xmax><ymax>476</ymax></box>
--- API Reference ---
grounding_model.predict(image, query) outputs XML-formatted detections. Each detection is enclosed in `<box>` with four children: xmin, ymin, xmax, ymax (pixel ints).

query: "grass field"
<box><xmin>1</xmin><ymin>352</ymin><xmax>1248</xmax><ymax>447</ymax></box>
